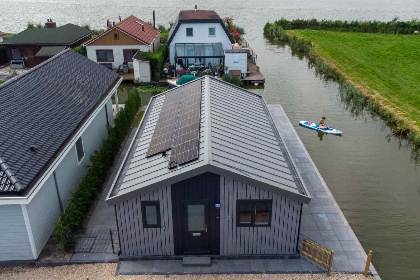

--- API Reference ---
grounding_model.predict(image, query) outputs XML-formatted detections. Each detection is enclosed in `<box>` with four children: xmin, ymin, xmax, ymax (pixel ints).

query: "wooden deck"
<box><xmin>119</xmin><ymin>69</ymin><xmax>134</xmax><ymax>81</ymax></box>
<box><xmin>242</xmin><ymin>59</ymin><xmax>265</xmax><ymax>85</ymax></box>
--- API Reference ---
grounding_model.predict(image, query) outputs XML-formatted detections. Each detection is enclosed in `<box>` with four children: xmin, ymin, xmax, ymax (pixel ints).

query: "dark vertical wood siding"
<box><xmin>115</xmin><ymin>186</ymin><xmax>174</xmax><ymax>257</ymax></box>
<box><xmin>171</xmin><ymin>172</ymin><xmax>220</xmax><ymax>255</ymax></box>
<box><xmin>220</xmin><ymin>176</ymin><xmax>302</xmax><ymax>255</ymax></box>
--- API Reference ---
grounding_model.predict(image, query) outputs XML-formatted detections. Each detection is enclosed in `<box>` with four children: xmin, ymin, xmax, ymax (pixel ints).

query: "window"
<box><xmin>142</xmin><ymin>201</ymin><xmax>161</xmax><ymax>228</ymax></box>
<box><xmin>237</xmin><ymin>200</ymin><xmax>272</xmax><ymax>227</ymax></box>
<box><xmin>114</xmin><ymin>33</ymin><xmax>119</xmax><ymax>40</ymax></box>
<box><xmin>96</xmin><ymin>50</ymin><xmax>114</xmax><ymax>62</ymax></box>
<box><xmin>11</xmin><ymin>48</ymin><xmax>22</xmax><ymax>60</ymax></box>
<box><xmin>123</xmin><ymin>49</ymin><xmax>139</xmax><ymax>62</ymax></box>
<box><xmin>186</xmin><ymin>28</ymin><xmax>193</xmax><ymax>37</ymax></box>
<box><xmin>208</xmin><ymin>27</ymin><xmax>216</xmax><ymax>36</ymax></box>
<box><xmin>75</xmin><ymin>137</ymin><xmax>84</xmax><ymax>163</ymax></box>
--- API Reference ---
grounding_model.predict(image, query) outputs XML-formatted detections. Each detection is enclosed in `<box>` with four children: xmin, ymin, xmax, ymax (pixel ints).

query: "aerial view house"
<box><xmin>0</xmin><ymin>49</ymin><xmax>121</xmax><ymax>262</ymax></box>
<box><xmin>84</xmin><ymin>15</ymin><xmax>160</xmax><ymax>79</ymax></box>
<box><xmin>167</xmin><ymin>10</ymin><xmax>235</xmax><ymax>76</ymax></box>
<box><xmin>0</xmin><ymin>22</ymin><xmax>92</xmax><ymax>68</ymax></box>
<box><xmin>106</xmin><ymin>76</ymin><xmax>310</xmax><ymax>257</ymax></box>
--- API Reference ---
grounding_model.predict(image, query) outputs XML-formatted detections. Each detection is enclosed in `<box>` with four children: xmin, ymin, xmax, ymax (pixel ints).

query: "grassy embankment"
<box><xmin>264</xmin><ymin>19</ymin><xmax>420</xmax><ymax>146</ymax></box>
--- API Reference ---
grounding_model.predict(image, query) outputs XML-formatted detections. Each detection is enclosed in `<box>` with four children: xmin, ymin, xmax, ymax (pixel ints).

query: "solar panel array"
<box><xmin>146</xmin><ymin>81</ymin><xmax>202</xmax><ymax>169</ymax></box>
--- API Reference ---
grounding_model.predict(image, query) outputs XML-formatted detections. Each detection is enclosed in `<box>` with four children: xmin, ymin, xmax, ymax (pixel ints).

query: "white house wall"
<box><xmin>133</xmin><ymin>60</ymin><xmax>151</xmax><ymax>83</ymax></box>
<box><xmin>169</xmin><ymin>23</ymin><xmax>232</xmax><ymax>65</ymax></box>
<box><xmin>86</xmin><ymin>45</ymin><xmax>150</xmax><ymax>70</ymax></box>
<box><xmin>224</xmin><ymin>52</ymin><xmax>247</xmax><ymax>74</ymax></box>
<box><xmin>0</xmin><ymin>205</ymin><xmax>33</xmax><ymax>261</ymax></box>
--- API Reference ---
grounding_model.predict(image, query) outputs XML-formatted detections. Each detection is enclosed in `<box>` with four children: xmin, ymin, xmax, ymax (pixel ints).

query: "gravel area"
<box><xmin>0</xmin><ymin>263</ymin><xmax>373</xmax><ymax>280</ymax></box>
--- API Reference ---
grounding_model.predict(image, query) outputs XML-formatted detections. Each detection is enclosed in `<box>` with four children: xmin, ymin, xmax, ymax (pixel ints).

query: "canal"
<box><xmin>2</xmin><ymin>0</ymin><xmax>420</xmax><ymax>279</ymax></box>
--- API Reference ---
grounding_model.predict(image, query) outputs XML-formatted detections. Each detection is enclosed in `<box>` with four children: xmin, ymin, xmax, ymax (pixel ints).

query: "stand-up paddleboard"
<box><xmin>299</xmin><ymin>121</ymin><xmax>342</xmax><ymax>135</ymax></box>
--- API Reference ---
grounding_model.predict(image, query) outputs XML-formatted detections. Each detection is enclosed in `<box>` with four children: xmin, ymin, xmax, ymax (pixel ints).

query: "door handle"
<box><xmin>205</xmin><ymin>225</ymin><xmax>208</xmax><ymax>233</ymax></box>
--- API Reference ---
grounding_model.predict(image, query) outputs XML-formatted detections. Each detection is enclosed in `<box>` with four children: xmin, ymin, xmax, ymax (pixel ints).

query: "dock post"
<box><xmin>327</xmin><ymin>250</ymin><xmax>334</xmax><ymax>275</ymax></box>
<box><xmin>364</xmin><ymin>250</ymin><xmax>373</xmax><ymax>277</ymax></box>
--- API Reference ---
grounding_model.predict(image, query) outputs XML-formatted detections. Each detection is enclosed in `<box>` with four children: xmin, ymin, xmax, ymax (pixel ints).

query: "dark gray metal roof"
<box><xmin>107</xmin><ymin>76</ymin><xmax>310</xmax><ymax>205</ymax></box>
<box><xmin>0</xmin><ymin>49</ymin><xmax>120</xmax><ymax>195</ymax></box>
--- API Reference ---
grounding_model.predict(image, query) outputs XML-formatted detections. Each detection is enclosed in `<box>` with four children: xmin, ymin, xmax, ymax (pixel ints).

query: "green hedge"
<box><xmin>222</xmin><ymin>74</ymin><xmax>243</xmax><ymax>87</ymax></box>
<box><xmin>264</xmin><ymin>22</ymin><xmax>420</xmax><ymax>148</ymax></box>
<box><xmin>54</xmin><ymin>90</ymin><xmax>142</xmax><ymax>251</ymax></box>
<box><xmin>143</xmin><ymin>45</ymin><xmax>167</xmax><ymax>81</ymax></box>
<box><xmin>265</xmin><ymin>18</ymin><xmax>420</xmax><ymax>34</ymax></box>
<box><xmin>73</xmin><ymin>45</ymin><xmax>87</xmax><ymax>56</ymax></box>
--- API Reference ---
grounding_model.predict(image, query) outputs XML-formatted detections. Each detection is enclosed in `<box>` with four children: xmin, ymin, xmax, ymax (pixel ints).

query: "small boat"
<box><xmin>299</xmin><ymin>121</ymin><xmax>342</xmax><ymax>135</ymax></box>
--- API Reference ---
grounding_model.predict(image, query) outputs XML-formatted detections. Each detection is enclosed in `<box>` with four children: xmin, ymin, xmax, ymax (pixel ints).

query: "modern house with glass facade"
<box><xmin>167</xmin><ymin>10</ymin><xmax>234</xmax><ymax>75</ymax></box>
<box><xmin>106</xmin><ymin>76</ymin><xmax>310</xmax><ymax>258</ymax></box>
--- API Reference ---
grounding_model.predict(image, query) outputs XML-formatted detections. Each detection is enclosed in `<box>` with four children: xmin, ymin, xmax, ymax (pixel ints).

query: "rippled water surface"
<box><xmin>1</xmin><ymin>1</ymin><xmax>420</xmax><ymax>279</ymax></box>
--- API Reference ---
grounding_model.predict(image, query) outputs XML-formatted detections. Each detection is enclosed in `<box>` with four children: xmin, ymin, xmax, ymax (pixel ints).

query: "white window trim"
<box><xmin>76</xmin><ymin>137</ymin><xmax>85</xmax><ymax>165</ymax></box>
<box><xmin>208</xmin><ymin>27</ymin><xmax>216</xmax><ymax>37</ymax></box>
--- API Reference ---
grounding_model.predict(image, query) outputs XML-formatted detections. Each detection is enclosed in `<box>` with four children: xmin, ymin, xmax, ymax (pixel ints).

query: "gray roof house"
<box><xmin>106</xmin><ymin>76</ymin><xmax>310</xmax><ymax>258</ymax></box>
<box><xmin>0</xmin><ymin>49</ymin><xmax>121</xmax><ymax>262</ymax></box>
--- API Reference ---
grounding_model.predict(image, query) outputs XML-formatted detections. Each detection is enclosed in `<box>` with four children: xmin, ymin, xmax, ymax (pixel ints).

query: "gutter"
<box><xmin>0</xmin><ymin>77</ymin><xmax>123</xmax><ymax>205</ymax></box>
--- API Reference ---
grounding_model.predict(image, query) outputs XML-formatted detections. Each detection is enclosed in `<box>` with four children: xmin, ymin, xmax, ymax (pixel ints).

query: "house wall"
<box><xmin>220</xmin><ymin>176</ymin><xmax>302</xmax><ymax>255</ymax></box>
<box><xmin>23</xmin><ymin>95</ymin><xmax>113</xmax><ymax>259</ymax></box>
<box><xmin>133</xmin><ymin>60</ymin><xmax>151</xmax><ymax>83</ymax></box>
<box><xmin>86</xmin><ymin>44</ymin><xmax>149</xmax><ymax>70</ymax></box>
<box><xmin>115</xmin><ymin>186</ymin><xmax>174</xmax><ymax>257</ymax></box>
<box><xmin>224</xmin><ymin>52</ymin><xmax>247</xmax><ymax>74</ymax></box>
<box><xmin>169</xmin><ymin>22</ymin><xmax>232</xmax><ymax>65</ymax></box>
<box><xmin>0</xmin><ymin>205</ymin><xmax>34</xmax><ymax>261</ymax></box>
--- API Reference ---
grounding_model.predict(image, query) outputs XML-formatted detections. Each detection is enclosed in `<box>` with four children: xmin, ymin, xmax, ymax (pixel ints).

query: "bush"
<box><xmin>222</xmin><ymin>74</ymin><xmax>243</xmax><ymax>87</ymax></box>
<box><xmin>266</xmin><ymin>18</ymin><xmax>420</xmax><ymax>34</ymax></box>
<box><xmin>135</xmin><ymin>85</ymin><xmax>168</xmax><ymax>93</ymax></box>
<box><xmin>54</xmin><ymin>90</ymin><xmax>142</xmax><ymax>252</ymax></box>
<box><xmin>143</xmin><ymin>45</ymin><xmax>167</xmax><ymax>81</ymax></box>
<box><xmin>73</xmin><ymin>45</ymin><xmax>87</xmax><ymax>56</ymax></box>
<box><xmin>0</xmin><ymin>46</ymin><xmax>7</xmax><ymax>64</ymax></box>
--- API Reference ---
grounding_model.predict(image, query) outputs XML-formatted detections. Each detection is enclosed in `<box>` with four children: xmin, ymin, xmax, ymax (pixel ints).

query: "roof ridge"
<box><xmin>0</xmin><ymin>48</ymin><xmax>72</xmax><ymax>91</ymax></box>
<box><xmin>0</xmin><ymin>156</ymin><xmax>24</xmax><ymax>192</ymax></box>
<box><xmin>116</xmin><ymin>15</ymin><xmax>135</xmax><ymax>26</ymax></box>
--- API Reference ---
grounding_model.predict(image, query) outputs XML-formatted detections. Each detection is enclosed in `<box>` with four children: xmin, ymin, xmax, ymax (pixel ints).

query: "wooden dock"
<box><xmin>242</xmin><ymin>59</ymin><xmax>265</xmax><ymax>85</ymax></box>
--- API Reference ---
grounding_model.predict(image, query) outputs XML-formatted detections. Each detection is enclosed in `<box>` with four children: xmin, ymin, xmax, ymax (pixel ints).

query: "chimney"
<box><xmin>194</xmin><ymin>5</ymin><xmax>198</xmax><ymax>11</ymax></box>
<box><xmin>153</xmin><ymin>10</ymin><xmax>156</xmax><ymax>29</ymax></box>
<box><xmin>113</xmin><ymin>22</ymin><xmax>116</xmax><ymax>27</ymax></box>
<box><xmin>142</xmin><ymin>25</ymin><xmax>145</xmax><ymax>31</ymax></box>
<box><xmin>45</xmin><ymin>19</ymin><xmax>56</xmax><ymax>28</ymax></box>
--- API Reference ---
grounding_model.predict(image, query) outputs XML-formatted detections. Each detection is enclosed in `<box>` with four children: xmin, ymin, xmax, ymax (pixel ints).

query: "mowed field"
<box><xmin>287</xmin><ymin>30</ymin><xmax>420</xmax><ymax>130</ymax></box>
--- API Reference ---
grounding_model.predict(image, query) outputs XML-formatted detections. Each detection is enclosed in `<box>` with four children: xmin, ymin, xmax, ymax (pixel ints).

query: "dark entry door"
<box><xmin>183</xmin><ymin>201</ymin><xmax>209</xmax><ymax>254</ymax></box>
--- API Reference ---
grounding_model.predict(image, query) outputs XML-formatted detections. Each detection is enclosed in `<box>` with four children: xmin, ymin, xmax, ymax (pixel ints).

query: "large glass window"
<box><xmin>237</xmin><ymin>200</ymin><xmax>272</xmax><ymax>227</ymax></box>
<box><xmin>96</xmin><ymin>50</ymin><xmax>114</xmax><ymax>62</ymax></box>
<box><xmin>142</xmin><ymin>201</ymin><xmax>161</xmax><ymax>228</ymax></box>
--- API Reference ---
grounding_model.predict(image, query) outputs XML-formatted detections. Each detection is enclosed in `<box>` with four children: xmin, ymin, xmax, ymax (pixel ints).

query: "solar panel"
<box><xmin>146</xmin><ymin>81</ymin><xmax>202</xmax><ymax>169</ymax></box>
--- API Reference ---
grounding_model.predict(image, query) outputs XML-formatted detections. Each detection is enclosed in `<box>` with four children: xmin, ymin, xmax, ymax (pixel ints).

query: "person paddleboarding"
<box><xmin>319</xmin><ymin>116</ymin><xmax>327</xmax><ymax>129</ymax></box>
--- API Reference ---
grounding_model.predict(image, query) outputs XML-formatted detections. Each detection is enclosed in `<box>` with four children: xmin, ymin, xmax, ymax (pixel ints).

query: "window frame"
<box><xmin>186</xmin><ymin>28</ymin><xmax>193</xmax><ymax>37</ymax></box>
<box><xmin>123</xmin><ymin>49</ymin><xmax>139</xmax><ymax>62</ymax></box>
<box><xmin>208</xmin><ymin>27</ymin><xmax>216</xmax><ymax>36</ymax></box>
<box><xmin>75</xmin><ymin>137</ymin><xmax>85</xmax><ymax>164</ymax></box>
<box><xmin>96</xmin><ymin>49</ymin><xmax>114</xmax><ymax>62</ymax></box>
<box><xmin>236</xmin><ymin>199</ymin><xmax>272</xmax><ymax>227</ymax></box>
<box><xmin>114</xmin><ymin>33</ymin><xmax>119</xmax><ymax>40</ymax></box>
<box><xmin>141</xmin><ymin>201</ymin><xmax>161</xmax><ymax>228</ymax></box>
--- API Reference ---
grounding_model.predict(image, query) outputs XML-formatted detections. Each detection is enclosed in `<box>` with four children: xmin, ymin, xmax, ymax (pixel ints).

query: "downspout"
<box><xmin>53</xmin><ymin>171</ymin><xmax>64</xmax><ymax>212</ymax></box>
<box><xmin>114</xmin><ymin>205</ymin><xmax>122</xmax><ymax>256</ymax></box>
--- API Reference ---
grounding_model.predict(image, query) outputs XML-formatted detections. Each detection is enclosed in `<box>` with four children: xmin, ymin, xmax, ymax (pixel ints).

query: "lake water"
<box><xmin>1</xmin><ymin>1</ymin><xmax>420</xmax><ymax>279</ymax></box>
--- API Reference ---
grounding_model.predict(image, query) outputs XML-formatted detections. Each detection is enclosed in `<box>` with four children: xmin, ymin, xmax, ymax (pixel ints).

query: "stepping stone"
<box><xmin>182</xmin><ymin>256</ymin><xmax>211</xmax><ymax>267</ymax></box>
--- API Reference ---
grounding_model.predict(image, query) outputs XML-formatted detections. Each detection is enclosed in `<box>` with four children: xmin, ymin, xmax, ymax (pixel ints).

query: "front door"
<box><xmin>183</xmin><ymin>201</ymin><xmax>209</xmax><ymax>254</ymax></box>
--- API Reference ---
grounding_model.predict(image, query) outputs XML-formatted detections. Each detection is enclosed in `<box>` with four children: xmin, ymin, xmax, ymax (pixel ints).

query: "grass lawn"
<box><xmin>287</xmin><ymin>30</ymin><xmax>420</xmax><ymax>129</ymax></box>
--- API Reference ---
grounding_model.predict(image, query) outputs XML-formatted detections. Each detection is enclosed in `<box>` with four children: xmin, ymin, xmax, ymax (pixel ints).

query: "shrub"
<box><xmin>73</xmin><ymin>45</ymin><xmax>87</xmax><ymax>56</ymax></box>
<box><xmin>222</xmin><ymin>74</ymin><xmax>243</xmax><ymax>87</ymax></box>
<box><xmin>135</xmin><ymin>85</ymin><xmax>168</xmax><ymax>93</ymax></box>
<box><xmin>0</xmin><ymin>81</ymin><xmax>3</xmax><ymax>85</ymax></box>
<box><xmin>54</xmin><ymin>90</ymin><xmax>142</xmax><ymax>252</ymax></box>
<box><xmin>143</xmin><ymin>45</ymin><xmax>167</xmax><ymax>81</ymax></box>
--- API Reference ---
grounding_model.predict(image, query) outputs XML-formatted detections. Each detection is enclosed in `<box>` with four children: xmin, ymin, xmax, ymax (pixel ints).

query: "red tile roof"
<box><xmin>116</xmin><ymin>15</ymin><xmax>159</xmax><ymax>44</ymax></box>
<box><xmin>0</xmin><ymin>31</ymin><xmax>6</xmax><ymax>37</ymax></box>
<box><xmin>179</xmin><ymin>10</ymin><xmax>221</xmax><ymax>20</ymax></box>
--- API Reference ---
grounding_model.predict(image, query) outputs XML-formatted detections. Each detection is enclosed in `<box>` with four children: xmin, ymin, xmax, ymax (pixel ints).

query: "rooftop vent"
<box><xmin>45</xmin><ymin>18</ymin><xmax>56</xmax><ymax>28</ymax></box>
<box><xmin>195</xmin><ymin>5</ymin><xmax>198</xmax><ymax>11</ymax></box>
<box><xmin>135</xmin><ymin>20</ymin><xmax>145</xmax><ymax>31</ymax></box>
<box><xmin>29</xmin><ymin>146</ymin><xmax>38</xmax><ymax>153</ymax></box>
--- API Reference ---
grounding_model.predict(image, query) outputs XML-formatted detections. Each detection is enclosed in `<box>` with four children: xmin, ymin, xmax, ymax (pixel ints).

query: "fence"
<box><xmin>70</xmin><ymin>229</ymin><xmax>120</xmax><ymax>254</ymax></box>
<box><xmin>298</xmin><ymin>235</ymin><xmax>334</xmax><ymax>275</ymax></box>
